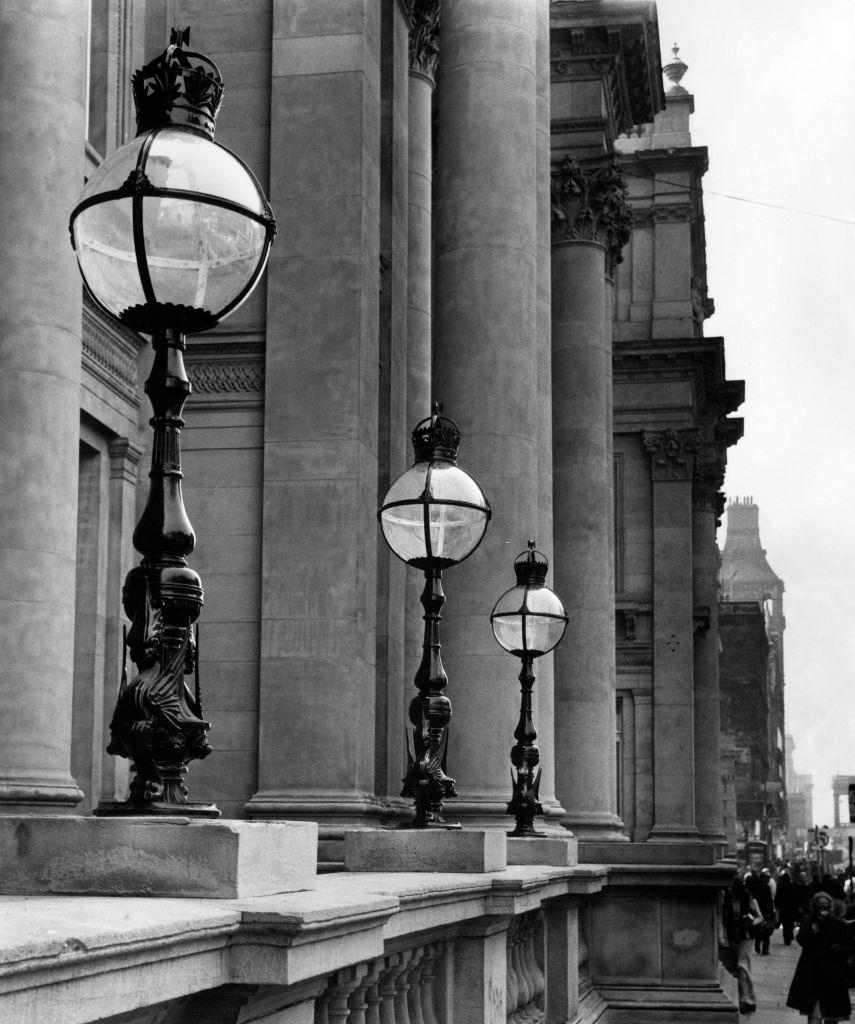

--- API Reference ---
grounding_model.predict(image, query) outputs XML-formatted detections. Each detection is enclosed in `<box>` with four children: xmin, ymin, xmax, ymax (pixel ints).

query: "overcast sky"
<box><xmin>653</xmin><ymin>0</ymin><xmax>855</xmax><ymax>828</ymax></box>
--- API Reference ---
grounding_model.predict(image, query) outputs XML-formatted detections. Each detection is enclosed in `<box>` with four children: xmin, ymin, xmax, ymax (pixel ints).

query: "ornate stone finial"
<box><xmin>132</xmin><ymin>27</ymin><xmax>224</xmax><ymax>139</ymax></box>
<box><xmin>663</xmin><ymin>43</ymin><xmax>689</xmax><ymax>94</ymax></box>
<box><xmin>643</xmin><ymin>429</ymin><xmax>701</xmax><ymax>482</ymax></box>
<box><xmin>550</xmin><ymin>157</ymin><xmax>632</xmax><ymax>270</ymax></box>
<box><xmin>408</xmin><ymin>0</ymin><xmax>441</xmax><ymax>80</ymax></box>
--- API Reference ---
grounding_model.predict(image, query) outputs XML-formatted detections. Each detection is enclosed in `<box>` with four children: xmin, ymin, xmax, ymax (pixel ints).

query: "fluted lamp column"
<box><xmin>68</xmin><ymin>28</ymin><xmax>276</xmax><ymax>814</ymax></box>
<box><xmin>378</xmin><ymin>407</ymin><xmax>491</xmax><ymax>827</ymax></box>
<box><xmin>490</xmin><ymin>543</ymin><xmax>567</xmax><ymax>837</ymax></box>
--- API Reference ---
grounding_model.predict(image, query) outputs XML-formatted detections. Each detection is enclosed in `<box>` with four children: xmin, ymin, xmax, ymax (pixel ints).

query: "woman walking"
<box><xmin>786</xmin><ymin>891</ymin><xmax>852</xmax><ymax>1023</ymax></box>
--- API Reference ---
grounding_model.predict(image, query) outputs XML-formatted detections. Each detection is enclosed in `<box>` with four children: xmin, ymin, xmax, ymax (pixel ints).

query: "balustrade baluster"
<box><xmin>419</xmin><ymin>943</ymin><xmax>444</xmax><ymax>1024</ymax></box>
<box><xmin>523</xmin><ymin>915</ymin><xmax>546</xmax><ymax>1022</ymax></box>
<box><xmin>407</xmin><ymin>946</ymin><xmax>428</xmax><ymax>1024</ymax></box>
<box><xmin>380</xmin><ymin>953</ymin><xmax>410</xmax><ymax>1024</ymax></box>
<box><xmin>513</xmin><ymin>921</ymin><xmax>531</xmax><ymax>1024</ymax></box>
<box><xmin>350</xmin><ymin>959</ymin><xmax>385</xmax><ymax>1024</ymax></box>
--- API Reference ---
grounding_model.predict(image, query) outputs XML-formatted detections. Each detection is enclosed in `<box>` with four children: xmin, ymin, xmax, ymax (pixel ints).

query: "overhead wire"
<box><xmin>619</xmin><ymin>169</ymin><xmax>855</xmax><ymax>227</ymax></box>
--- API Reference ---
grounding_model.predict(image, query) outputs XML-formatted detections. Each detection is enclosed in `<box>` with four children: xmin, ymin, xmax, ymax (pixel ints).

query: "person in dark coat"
<box><xmin>786</xmin><ymin>891</ymin><xmax>852</xmax><ymax>1022</ymax></box>
<box><xmin>780</xmin><ymin>866</ymin><xmax>814</xmax><ymax>946</ymax></box>
<box><xmin>746</xmin><ymin>867</ymin><xmax>776</xmax><ymax>955</ymax></box>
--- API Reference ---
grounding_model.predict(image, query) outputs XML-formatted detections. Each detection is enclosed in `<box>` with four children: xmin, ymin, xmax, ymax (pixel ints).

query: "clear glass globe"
<box><xmin>491</xmin><ymin>583</ymin><xmax>567</xmax><ymax>657</ymax></box>
<box><xmin>70</xmin><ymin>127</ymin><xmax>273</xmax><ymax>334</ymax></box>
<box><xmin>379</xmin><ymin>460</ymin><xmax>490</xmax><ymax>568</ymax></box>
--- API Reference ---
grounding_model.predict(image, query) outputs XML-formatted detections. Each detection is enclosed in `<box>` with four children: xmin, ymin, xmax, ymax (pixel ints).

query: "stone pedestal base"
<box><xmin>507</xmin><ymin>836</ymin><xmax>578</xmax><ymax>866</ymax></box>
<box><xmin>0</xmin><ymin>816</ymin><xmax>317</xmax><ymax>897</ymax></box>
<box><xmin>344</xmin><ymin>828</ymin><xmax>506</xmax><ymax>873</ymax></box>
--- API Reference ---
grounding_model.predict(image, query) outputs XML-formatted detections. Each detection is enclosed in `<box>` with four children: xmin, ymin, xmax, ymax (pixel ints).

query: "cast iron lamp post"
<box><xmin>68</xmin><ymin>28</ymin><xmax>275</xmax><ymax>815</ymax></box>
<box><xmin>490</xmin><ymin>542</ymin><xmax>567</xmax><ymax>836</ymax></box>
<box><xmin>378</xmin><ymin>407</ymin><xmax>491</xmax><ymax>827</ymax></box>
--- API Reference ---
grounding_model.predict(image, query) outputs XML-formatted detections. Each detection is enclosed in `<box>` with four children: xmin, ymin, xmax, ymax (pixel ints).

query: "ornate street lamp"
<box><xmin>68</xmin><ymin>28</ymin><xmax>276</xmax><ymax>815</ymax></box>
<box><xmin>378</xmin><ymin>407</ymin><xmax>491</xmax><ymax>827</ymax></box>
<box><xmin>490</xmin><ymin>542</ymin><xmax>567</xmax><ymax>836</ymax></box>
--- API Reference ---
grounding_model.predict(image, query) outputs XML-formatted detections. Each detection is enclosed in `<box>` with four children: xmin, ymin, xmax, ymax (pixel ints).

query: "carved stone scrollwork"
<box><xmin>643</xmin><ymin>428</ymin><xmax>701</xmax><ymax>482</ymax></box>
<box><xmin>408</xmin><ymin>0</ymin><xmax>441</xmax><ymax>80</ymax></box>
<box><xmin>550</xmin><ymin>157</ymin><xmax>632</xmax><ymax>272</ymax></box>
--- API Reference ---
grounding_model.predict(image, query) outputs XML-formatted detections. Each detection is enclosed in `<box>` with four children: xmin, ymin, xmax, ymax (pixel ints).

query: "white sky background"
<box><xmin>653</xmin><ymin>0</ymin><xmax>855</xmax><ymax>826</ymax></box>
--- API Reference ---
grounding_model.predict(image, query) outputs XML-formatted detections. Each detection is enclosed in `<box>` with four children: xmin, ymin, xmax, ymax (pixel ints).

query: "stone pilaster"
<box><xmin>432</xmin><ymin>0</ymin><xmax>540</xmax><ymax>825</ymax></box>
<box><xmin>644</xmin><ymin>428</ymin><xmax>701</xmax><ymax>841</ymax></box>
<box><xmin>550</xmin><ymin>157</ymin><xmax>630</xmax><ymax>838</ymax></box>
<box><xmin>692</xmin><ymin>462</ymin><xmax>726</xmax><ymax>842</ymax></box>
<box><xmin>0</xmin><ymin>0</ymin><xmax>88</xmax><ymax>812</ymax></box>
<box><xmin>248</xmin><ymin>1</ymin><xmax>383</xmax><ymax>826</ymax></box>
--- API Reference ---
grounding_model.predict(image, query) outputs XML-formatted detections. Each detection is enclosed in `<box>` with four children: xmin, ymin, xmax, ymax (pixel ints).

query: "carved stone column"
<box><xmin>403</xmin><ymin>0</ymin><xmax>440</xmax><ymax>759</ymax></box>
<box><xmin>0</xmin><ymin>1</ymin><xmax>88</xmax><ymax>811</ymax></box>
<box><xmin>432</xmin><ymin>0</ymin><xmax>540</xmax><ymax>824</ymax></box>
<box><xmin>644</xmin><ymin>428</ymin><xmax>701</xmax><ymax>840</ymax></box>
<box><xmin>533</xmin><ymin>0</ymin><xmax>562</xmax><ymax>825</ymax></box>
<box><xmin>550</xmin><ymin>158</ymin><xmax>631</xmax><ymax>837</ymax></box>
<box><xmin>692</xmin><ymin>462</ymin><xmax>726</xmax><ymax>842</ymax></box>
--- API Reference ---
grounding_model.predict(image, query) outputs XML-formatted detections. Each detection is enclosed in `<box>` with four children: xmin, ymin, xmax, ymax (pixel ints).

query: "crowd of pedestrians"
<box><xmin>726</xmin><ymin>861</ymin><xmax>855</xmax><ymax>1021</ymax></box>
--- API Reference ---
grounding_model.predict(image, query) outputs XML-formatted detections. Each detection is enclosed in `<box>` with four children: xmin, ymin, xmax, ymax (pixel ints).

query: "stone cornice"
<box><xmin>643</xmin><ymin>428</ymin><xmax>700</xmax><ymax>482</ymax></box>
<box><xmin>551</xmin><ymin>157</ymin><xmax>632</xmax><ymax>270</ymax></box>
<box><xmin>549</xmin><ymin>7</ymin><xmax>664</xmax><ymax>134</ymax></box>
<box><xmin>407</xmin><ymin>0</ymin><xmax>440</xmax><ymax>80</ymax></box>
<box><xmin>613</xmin><ymin>337</ymin><xmax>744</xmax><ymax>420</ymax></box>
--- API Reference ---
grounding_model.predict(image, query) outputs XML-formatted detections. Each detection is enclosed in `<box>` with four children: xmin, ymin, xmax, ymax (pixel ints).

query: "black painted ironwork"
<box><xmin>104</xmin><ymin>327</ymin><xmax>217</xmax><ymax>815</ymax></box>
<box><xmin>69</xmin><ymin>29</ymin><xmax>276</xmax><ymax>816</ymax></box>
<box><xmin>491</xmin><ymin>543</ymin><xmax>568</xmax><ymax>837</ymax></box>
<box><xmin>379</xmin><ymin>406</ymin><xmax>491</xmax><ymax>828</ymax></box>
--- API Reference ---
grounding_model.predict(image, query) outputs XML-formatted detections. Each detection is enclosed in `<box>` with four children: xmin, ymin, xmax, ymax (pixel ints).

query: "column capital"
<box><xmin>643</xmin><ymin>428</ymin><xmax>700</xmax><ymax>482</ymax></box>
<box><xmin>407</xmin><ymin>0</ymin><xmax>441</xmax><ymax>82</ymax></box>
<box><xmin>550</xmin><ymin>157</ymin><xmax>631</xmax><ymax>271</ymax></box>
<box><xmin>693</xmin><ymin>462</ymin><xmax>725</xmax><ymax>523</ymax></box>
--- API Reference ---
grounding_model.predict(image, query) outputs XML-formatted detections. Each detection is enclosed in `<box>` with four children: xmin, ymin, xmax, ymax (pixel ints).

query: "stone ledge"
<box><xmin>343</xmin><ymin>828</ymin><xmax>507</xmax><ymax>873</ymax></box>
<box><xmin>578</xmin><ymin>841</ymin><xmax>717</xmax><ymax>866</ymax></box>
<box><xmin>507</xmin><ymin>836</ymin><xmax>578</xmax><ymax>866</ymax></box>
<box><xmin>0</xmin><ymin>816</ymin><xmax>317</xmax><ymax>898</ymax></box>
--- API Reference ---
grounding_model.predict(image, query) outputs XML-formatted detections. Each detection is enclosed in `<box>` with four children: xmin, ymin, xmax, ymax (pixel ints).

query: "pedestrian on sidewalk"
<box><xmin>726</xmin><ymin>872</ymin><xmax>763</xmax><ymax>1016</ymax></box>
<box><xmin>786</xmin><ymin>891</ymin><xmax>852</xmax><ymax>1023</ymax></box>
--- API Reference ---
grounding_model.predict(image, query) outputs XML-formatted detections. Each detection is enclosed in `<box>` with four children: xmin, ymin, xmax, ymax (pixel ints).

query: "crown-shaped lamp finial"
<box><xmin>132</xmin><ymin>27</ymin><xmax>224</xmax><ymax>139</ymax></box>
<box><xmin>513</xmin><ymin>541</ymin><xmax>549</xmax><ymax>587</ymax></box>
<box><xmin>411</xmin><ymin>402</ymin><xmax>461</xmax><ymax>464</ymax></box>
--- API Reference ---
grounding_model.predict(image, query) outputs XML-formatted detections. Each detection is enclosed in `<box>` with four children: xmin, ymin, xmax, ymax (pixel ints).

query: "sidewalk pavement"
<box><xmin>741</xmin><ymin>930</ymin><xmax>803</xmax><ymax>1023</ymax></box>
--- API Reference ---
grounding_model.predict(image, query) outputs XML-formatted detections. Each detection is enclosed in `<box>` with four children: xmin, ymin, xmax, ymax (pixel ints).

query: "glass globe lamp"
<box><xmin>379</xmin><ymin>413</ymin><xmax>490</xmax><ymax>570</ymax></box>
<box><xmin>69</xmin><ymin>31</ymin><xmax>275</xmax><ymax>336</ymax></box>
<box><xmin>377</xmin><ymin>407</ymin><xmax>491</xmax><ymax>827</ymax></box>
<box><xmin>490</xmin><ymin>542</ymin><xmax>567</xmax><ymax>836</ymax></box>
<box><xmin>490</xmin><ymin>544</ymin><xmax>568</xmax><ymax>657</ymax></box>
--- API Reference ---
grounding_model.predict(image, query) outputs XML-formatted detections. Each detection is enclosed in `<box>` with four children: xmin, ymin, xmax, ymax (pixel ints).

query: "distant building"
<box><xmin>785</xmin><ymin>733</ymin><xmax>814</xmax><ymax>856</ymax></box>
<box><xmin>719</xmin><ymin>498</ymin><xmax>787</xmax><ymax>858</ymax></box>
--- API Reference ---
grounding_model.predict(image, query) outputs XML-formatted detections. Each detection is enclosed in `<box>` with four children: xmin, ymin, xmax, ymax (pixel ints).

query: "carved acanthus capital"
<box><xmin>693</xmin><ymin>461</ymin><xmax>725</xmax><ymax>522</ymax></box>
<box><xmin>643</xmin><ymin>428</ymin><xmax>700</xmax><ymax>482</ymax></box>
<box><xmin>550</xmin><ymin>157</ymin><xmax>632</xmax><ymax>270</ymax></box>
<box><xmin>408</xmin><ymin>0</ymin><xmax>441</xmax><ymax>80</ymax></box>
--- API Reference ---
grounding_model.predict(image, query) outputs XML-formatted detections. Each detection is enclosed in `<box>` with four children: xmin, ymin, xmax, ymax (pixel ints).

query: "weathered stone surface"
<box><xmin>506</xmin><ymin>836</ymin><xmax>578</xmax><ymax>866</ymax></box>
<box><xmin>344</xmin><ymin>829</ymin><xmax>507</xmax><ymax>873</ymax></box>
<box><xmin>0</xmin><ymin>817</ymin><xmax>317</xmax><ymax>897</ymax></box>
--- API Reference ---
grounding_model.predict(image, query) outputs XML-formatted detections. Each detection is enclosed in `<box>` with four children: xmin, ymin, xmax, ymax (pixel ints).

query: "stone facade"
<box><xmin>0</xmin><ymin>2</ymin><xmax>746</xmax><ymax>1021</ymax></box>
